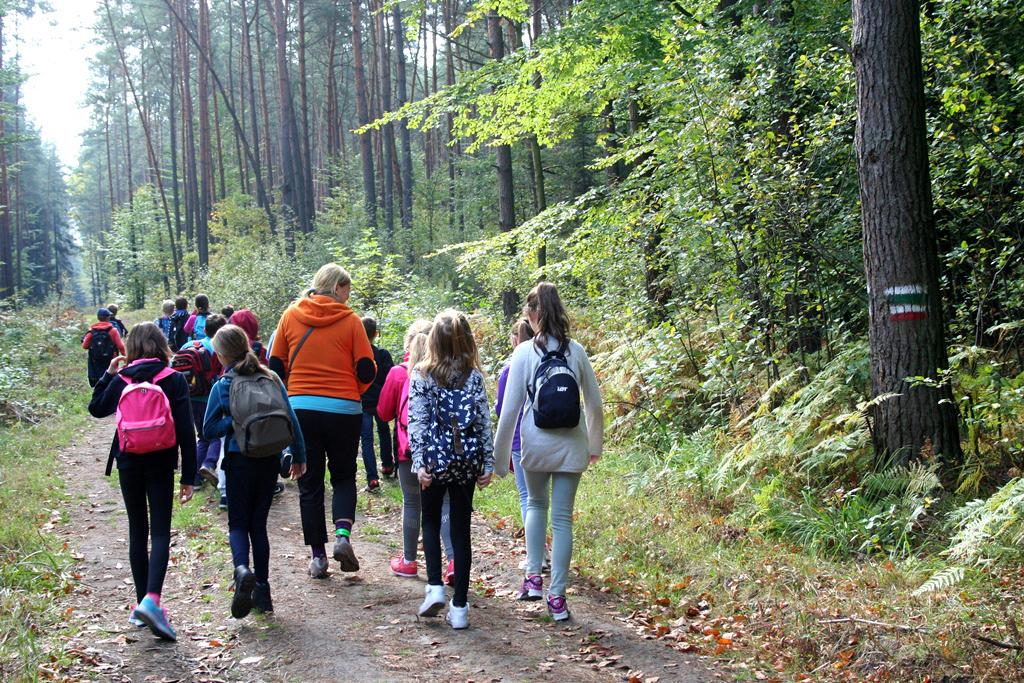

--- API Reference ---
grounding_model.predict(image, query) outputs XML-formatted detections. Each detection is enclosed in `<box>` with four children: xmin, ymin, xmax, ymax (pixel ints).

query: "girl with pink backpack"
<box><xmin>89</xmin><ymin>322</ymin><xmax>197</xmax><ymax>642</ymax></box>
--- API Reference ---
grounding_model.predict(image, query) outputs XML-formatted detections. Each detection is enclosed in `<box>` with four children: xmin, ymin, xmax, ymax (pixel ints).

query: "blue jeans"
<box><xmin>360</xmin><ymin>409</ymin><xmax>394</xmax><ymax>482</ymax></box>
<box><xmin>511</xmin><ymin>450</ymin><xmax>528</xmax><ymax>525</ymax></box>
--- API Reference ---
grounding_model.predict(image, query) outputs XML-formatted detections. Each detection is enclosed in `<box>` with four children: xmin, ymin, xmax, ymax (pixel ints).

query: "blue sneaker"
<box><xmin>134</xmin><ymin>596</ymin><xmax>177</xmax><ymax>641</ymax></box>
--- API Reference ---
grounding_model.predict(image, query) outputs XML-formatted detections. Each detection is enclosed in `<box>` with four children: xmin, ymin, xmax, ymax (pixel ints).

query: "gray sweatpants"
<box><xmin>397</xmin><ymin>460</ymin><xmax>453</xmax><ymax>562</ymax></box>
<box><xmin>524</xmin><ymin>470</ymin><xmax>582</xmax><ymax>597</ymax></box>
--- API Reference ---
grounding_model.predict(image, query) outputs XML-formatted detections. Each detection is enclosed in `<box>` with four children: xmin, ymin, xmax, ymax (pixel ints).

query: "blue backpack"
<box><xmin>421</xmin><ymin>372</ymin><xmax>485</xmax><ymax>484</ymax></box>
<box><xmin>528</xmin><ymin>341</ymin><xmax>581</xmax><ymax>429</ymax></box>
<box><xmin>193</xmin><ymin>313</ymin><xmax>208</xmax><ymax>340</ymax></box>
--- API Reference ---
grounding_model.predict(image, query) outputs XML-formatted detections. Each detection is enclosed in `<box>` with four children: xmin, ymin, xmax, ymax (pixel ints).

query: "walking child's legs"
<box><xmin>547</xmin><ymin>472</ymin><xmax>581</xmax><ymax>597</ymax></box>
<box><xmin>119</xmin><ymin>468</ymin><xmax>151</xmax><ymax>603</ymax></box>
<box><xmin>225</xmin><ymin>456</ymin><xmax>253</xmax><ymax>568</ymax></box>
<box><xmin>511</xmin><ymin>450</ymin><xmax>528</xmax><ymax>525</ymax></box>
<box><xmin>247</xmin><ymin>458</ymin><xmax>279</xmax><ymax>581</ymax></box>
<box><xmin>374</xmin><ymin>415</ymin><xmax>393</xmax><ymax>469</ymax></box>
<box><xmin>420</xmin><ymin>482</ymin><xmax>446</xmax><ymax>586</ymax></box>
<box><xmin>359</xmin><ymin>410</ymin><xmax>379</xmax><ymax>482</ymax></box>
<box><xmin>441</xmin><ymin>492</ymin><xmax>455</xmax><ymax>560</ymax></box>
<box><xmin>397</xmin><ymin>460</ymin><xmax>421</xmax><ymax>562</ymax></box>
<box><xmin>447</xmin><ymin>480</ymin><xmax>476</xmax><ymax>607</ymax></box>
<box><xmin>143</xmin><ymin>466</ymin><xmax>175</xmax><ymax>596</ymax></box>
<box><xmin>523</xmin><ymin>469</ymin><xmax>552</xmax><ymax>578</ymax></box>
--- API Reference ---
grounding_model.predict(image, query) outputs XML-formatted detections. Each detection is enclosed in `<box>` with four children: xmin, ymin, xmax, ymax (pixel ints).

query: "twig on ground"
<box><xmin>818</xmin><ymin>616</ymin><xmax>930</xmax><ymax>634</ymax></box>
<box><xmin>971</xmin><ymin>634</ymin><xmax>1024</xmax><ymax>651</ymax></box>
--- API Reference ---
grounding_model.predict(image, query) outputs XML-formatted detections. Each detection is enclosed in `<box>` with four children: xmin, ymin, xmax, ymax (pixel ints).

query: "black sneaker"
<box><xmin>231</xmin><ymin>565</ymin><xmax>256</xmax><ymax>619</ymax></box>
<box><xmin>219</xmin><ymin>496</ymin><xmax>228</xmax><ymax>511</ymax></box>
<box><xmin>279</xmin><ymin>451</ymin><xmax>293</xmax><ymax>478</ymax></box>
<box><xmin>252</xmin><ymin>580</ymin><xmax>274</xmax><ymax>614</ymax></box>
<box><xmin>366</xmin><ymin>479</ymin><xmax>381</xmax><ymax>493</ymax></box>
<box><xmin>273</xmin><ymin>482</ymin><xmax>285</xmax><ymax>496</ymax></box>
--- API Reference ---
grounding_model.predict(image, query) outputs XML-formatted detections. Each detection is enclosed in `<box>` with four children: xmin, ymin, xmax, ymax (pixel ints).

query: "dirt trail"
<box><xmin>55</xmin><ymin>420</ymin><xmax>713</xmax><ymax>682</ymax></box>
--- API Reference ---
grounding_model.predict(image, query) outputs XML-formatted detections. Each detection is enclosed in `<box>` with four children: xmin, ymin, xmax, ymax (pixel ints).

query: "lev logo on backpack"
<box><xmin>227</xmin><ymin>370</ymin><xmax>294</xmax><ymax>457</ymax></box>
<box><xmin>421</xmin><ymin>372</ymin><xmax>485</xmax><ymax>484</ymax></box>
<box><xmin>116</xmin><ymin>368</ymin><xmax>177</xmax><ymax>454</ymax></box>
<box><xmin>528</xmin><ymin>341</ymin><xmax>581</xmax><ymax>429</ymax></box>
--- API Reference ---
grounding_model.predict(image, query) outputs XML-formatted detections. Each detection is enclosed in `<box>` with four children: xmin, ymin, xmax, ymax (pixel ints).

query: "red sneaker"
<box><xmin>390</xmin><ymin>556</ymin><xmax>418</xmax><ymax>578</ymax></box>
<box><xmin>444</xmin><ymin>559</ymin><xmax>455</xmax><ymax>586</ymax></box>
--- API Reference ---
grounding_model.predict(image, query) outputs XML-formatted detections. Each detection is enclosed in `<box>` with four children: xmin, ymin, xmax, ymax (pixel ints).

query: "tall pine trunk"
<box><xmin>487</xmin><ymin>11</ymin><xmax>518</xmax><ymax>319</ymax></box>
<box><xmin>392</xmin><ymin>0</ymin><xmax>414</xmax><ymax>246</ymax></box>
<box><xmin>351</xmin><ymin>0</ymin><xmax>377</xmax><ymax>227</ymax></box>
<box><xmin>852</xmin><ymin>0</ymin><xmax>962</xmax><ymax>472</ymax></box>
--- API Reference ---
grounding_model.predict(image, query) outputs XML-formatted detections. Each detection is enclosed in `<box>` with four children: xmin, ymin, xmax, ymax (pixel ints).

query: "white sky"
<box><xmin>16</xmin><ymin>0</ymin><xmax>100</xmax><ymax>170</ymax></box>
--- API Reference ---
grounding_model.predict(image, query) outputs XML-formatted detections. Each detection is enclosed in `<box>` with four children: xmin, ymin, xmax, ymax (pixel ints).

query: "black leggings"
<box><xmin>422</xmin><ymin>479</ymin><xmax>475</xmax><ymax>607</ymax></box>
<box><xmin>119</xmin><ymin>463</ymin><xmax>175</xmax><ymax>602</ymax></box>
<box><xmin>224</xmin><ymin>454</ymin><xmax>279</xmax><ymax>580</ymax></box>
<box><xmin>295</xmin><ymin>410</ymin><xmax>362</xmax><ymax>546</ymax></box>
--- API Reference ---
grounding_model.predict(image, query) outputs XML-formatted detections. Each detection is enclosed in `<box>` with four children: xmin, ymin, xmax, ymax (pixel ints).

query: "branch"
<box><xmin>971</xmin><ymin>634</ymin><xmax>1024</xmax><ymax>651</ymax></box>
<box><xmin>818</xmin><ymin>617</ymin><xmax>930</xmax><ymax>634</ymax></box>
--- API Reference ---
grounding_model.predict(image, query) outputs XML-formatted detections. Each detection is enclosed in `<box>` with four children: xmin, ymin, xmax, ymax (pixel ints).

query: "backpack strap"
<box><xmin>288</xmin><ymin>326</ymin><xmax>316</xmax><ymax>370</ymax></box>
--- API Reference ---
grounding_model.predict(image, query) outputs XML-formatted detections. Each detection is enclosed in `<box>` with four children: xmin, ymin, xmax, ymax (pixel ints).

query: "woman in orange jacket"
<box><xmin>269</xmin><ymin>263</ymin><xmax>376</xmax><ymax>578</ymax></box>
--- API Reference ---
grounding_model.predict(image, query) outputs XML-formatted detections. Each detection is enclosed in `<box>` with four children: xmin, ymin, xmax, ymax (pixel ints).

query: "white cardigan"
<box><xmin>493</xmin><ymin>336</ymin><xmax>603</xmax><ymax>476</ymax></box>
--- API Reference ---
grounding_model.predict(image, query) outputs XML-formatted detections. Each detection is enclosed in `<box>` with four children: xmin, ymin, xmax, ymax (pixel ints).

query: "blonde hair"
<box><xmin>125</xmin><ymin>322</ymin><xmax>173</xmax><ymax>364</ymax></box>
<box><xmin>416</xmin><ymin>309</ymin><xmax>481</xmax><ymax>388</ymax></box>
<box><xmin>212</xmin><ymin>324</ymin><xmax>268</xmax><ymax>376</ymax></box>
<box><xmin>403</xmin><ymin>318</ymin><xmax>432</xmax><ymax>352</ymax></box>
<box><xmin>309</xmin><ymin>263</ymin><xmax>352</xmax><ymax>297</ymax></box>
<box><xmin>161</xmin><ymin>299</ymin><xmax>175</xmax><ymax>316</ymax></box>
<box><xmin>407</xmin><ymin>332</ymin><xmax>429</xmax><ymax>368</ymax></box>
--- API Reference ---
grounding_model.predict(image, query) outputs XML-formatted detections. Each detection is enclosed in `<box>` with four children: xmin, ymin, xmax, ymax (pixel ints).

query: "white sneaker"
<box><xmin>418</xmin><ymin>584</ymin><xmax>446</xmax><ymax>617</ymax></box>
<box><xmin>446</xmin><ymin>600</ymin><xmax>469</xmax><ymax>629</ymax></box>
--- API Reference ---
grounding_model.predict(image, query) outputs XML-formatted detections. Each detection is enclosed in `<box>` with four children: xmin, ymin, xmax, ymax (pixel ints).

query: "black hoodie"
<box><xmin>88</xmin><ymin>359</ymin><xmax>197</xmax><ymax>484</ymax></box>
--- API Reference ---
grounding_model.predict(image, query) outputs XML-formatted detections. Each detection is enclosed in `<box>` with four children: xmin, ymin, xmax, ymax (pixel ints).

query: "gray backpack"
<box><xmin>227</xmin><ymin>370</ymin><xmax>294</xmax><ymax>457</ymax></box>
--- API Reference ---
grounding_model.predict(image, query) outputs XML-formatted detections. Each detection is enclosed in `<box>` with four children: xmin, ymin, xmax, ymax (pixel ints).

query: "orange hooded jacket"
<box><xmin>270</xmin><ymin>294</ymin><xmax>375</xmax><ymax>401</ymax></box>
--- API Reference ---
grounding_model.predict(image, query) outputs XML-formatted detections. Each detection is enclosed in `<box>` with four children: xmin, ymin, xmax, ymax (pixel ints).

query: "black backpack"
<box><xmin>169</xmin><ymin>313</ymin><xmax>188</xmax><ymax>350</ymax></box>
<box><xmin>528</xmin><ymin>341</ymin><xmax>581</xmax><ymax>429</ymax></box>
<box><xmin>88</xmin><ymin>327</ymin><xmax>116</xmax><ymax>365</ymax></box>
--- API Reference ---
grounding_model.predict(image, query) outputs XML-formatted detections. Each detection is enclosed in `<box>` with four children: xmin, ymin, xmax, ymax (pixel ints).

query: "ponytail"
<box><xmin>235</xmin><ymin>349</ymin><xmax>264</xmax><ymax>376</ymax></box>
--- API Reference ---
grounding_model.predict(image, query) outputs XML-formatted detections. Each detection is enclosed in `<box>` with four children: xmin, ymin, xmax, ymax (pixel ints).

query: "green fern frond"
<box><xmin>913</xmin><ymin>566</ymin><xmax>965</xmax><ymax>596</ymax></box>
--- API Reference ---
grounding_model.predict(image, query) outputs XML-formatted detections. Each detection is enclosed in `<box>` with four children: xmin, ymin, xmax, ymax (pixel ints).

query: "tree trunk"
<box><xmin>297</xmin><ymin>0</ymin><xmax>316</xmax><ymax>219</ymax></box>
<box><xmin>255</xmin><ymin>0</ymin><xmax>275</xmax><ymax>190</ymax></box>
<box><xmin>272</xmin><ymin>0</ymin><xmax>302</xmax><ymax>250</ymax></box>
<box><xmin>0</xmin><ymin>16</ymin><xmax>12</xmax><ymax>301</ymax></box>
<box><xmin>196</xmin><ymin>0</ymin><xmax>214</xmax><ymax>266</ymax></box>
<box><xmin>374</xmin><ymin>0</ymin><xmax>396</xmax><ymax>246</ymax></box>
<box><xmin>392</xmin><ymin>0</ymin><xmax>414</xmax><ymax>245</ymax></box>
<box><xmin>487</xmin><ymin>11</ymin><xmax>519</xmax><ymax>319</ymax></box>
<box><xmin>241</xmin><ymin>0</ymin><xmax>266</xmax><ymax>208</ymax></box>
<box><xmin>351</xmin><ymin>0</ymin><xmax>377</xmax><ymax>227</ymax></box>
<box><xmin>852</xmin><ymin>0</ymin><xmax>962</xmax><ymax>471</ymax></box>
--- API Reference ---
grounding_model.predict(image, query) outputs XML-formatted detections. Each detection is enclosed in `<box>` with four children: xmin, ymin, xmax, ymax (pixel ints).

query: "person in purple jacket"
<box><xmin>495</xmin><ymin>318</ymin><xmax>535</xmax><ymax>525</ymax></box>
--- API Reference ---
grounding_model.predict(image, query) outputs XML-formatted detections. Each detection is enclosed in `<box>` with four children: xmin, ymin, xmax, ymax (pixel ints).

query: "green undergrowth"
<box><xmin>0</xmin><ymin>303</ymin><xmax>94</xmax><ymax>681</ymax></box>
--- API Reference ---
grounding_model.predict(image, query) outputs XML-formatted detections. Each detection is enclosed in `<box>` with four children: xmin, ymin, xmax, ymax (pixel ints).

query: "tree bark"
<box><xmin>487</xmin><ymin>11</ymin><xmax>519</xmax><ymax>319</ymax></box>
<box><xmin>852</xmin><ymin>0</ymin><xmax>962</xmax><ymax>470</ymax></box>
<box><xmin>297</xmin><ymin>0</ymin><xmax>315</xmax><ymax>218</ymax></box>
<box><xmin>373</xmin><ymin>0</ymin><xmax>396</xmax><ymax>246</ymax></box>
<box><xmin>351</xmin><ymin>0</ymin><xmax>377</xmax><ymax>227</ymax></box>
<box><xmin>0</xmin><ymin>16</ymin><xmax>12</xmax><ymax>301</ymax></box>
<box><xmin>392</xmin><ymin>0</ymin><xmax>414</xmax><ymax>245</ymax></box>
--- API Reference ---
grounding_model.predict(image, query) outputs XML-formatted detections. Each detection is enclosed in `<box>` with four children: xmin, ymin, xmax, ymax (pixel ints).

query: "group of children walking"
<box><xmin>84</xmin><ymin>265</ymin><xmax>603</xmax><ymax>640</ymax></box>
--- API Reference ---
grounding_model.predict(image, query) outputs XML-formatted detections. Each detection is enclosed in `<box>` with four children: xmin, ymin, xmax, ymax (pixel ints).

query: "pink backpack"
<box><xmin>116</xmin><ymin>366</ymin><xmax>178</xmax><ymax>454</ymax></box>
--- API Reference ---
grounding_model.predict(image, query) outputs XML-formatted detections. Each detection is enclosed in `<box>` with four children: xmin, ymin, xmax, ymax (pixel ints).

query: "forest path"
<box><xmin>53</xmin><ymin>420</ymin><xmax>712</xmax><ymax>683</ymax></box>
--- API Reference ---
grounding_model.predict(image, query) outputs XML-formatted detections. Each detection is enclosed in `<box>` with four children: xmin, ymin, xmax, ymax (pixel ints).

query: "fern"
<box><xmin>947</xmin><ymin>478</ymin><xmax>1024</xmax><ymax>564</ymax></box>
<box><xmin>913</xmin><ymin>566</ymin><xmax>966</xmax><ymax>596</ymax></box>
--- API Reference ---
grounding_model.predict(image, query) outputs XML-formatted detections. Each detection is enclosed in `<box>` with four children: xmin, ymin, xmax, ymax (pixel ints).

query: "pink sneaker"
<box><xmin>444</xmin><ymin>559</ymin><xmax>455</xmax><ymax>586</ymax></box>
<box><xmin>517</xmin><ymin>574</ymin><xmax>544</xmax><ymax>601</ymax></box>
<box><xmin>547</xmin><ymin>594</ymin><xmax>570</xmax><ymax>621</ymax></box>
<box><xmin>390</xmin><ymin>556</ymin><xmax>418</xmax><ymax>578</ymax></box>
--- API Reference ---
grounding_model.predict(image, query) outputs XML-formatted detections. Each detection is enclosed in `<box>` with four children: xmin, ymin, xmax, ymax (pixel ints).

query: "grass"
<box><xmin>474</xmin><ymin>451</ymin><xmax>1024</xmax><ymax>680</ymax></box>
<box><xmin>0</xmin><ymin>304</ymin><xmax>95</xmax><ymax>681</ymax></box>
